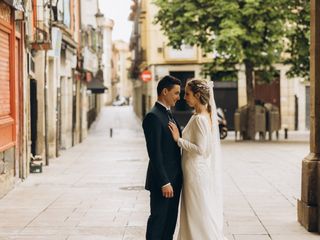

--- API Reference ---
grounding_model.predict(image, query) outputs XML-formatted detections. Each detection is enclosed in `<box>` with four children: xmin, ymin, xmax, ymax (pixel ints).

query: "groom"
<box><xmin>142</xmin><ymin>75</ymin><xmax>183</xmax><ymax>240</ymax></box>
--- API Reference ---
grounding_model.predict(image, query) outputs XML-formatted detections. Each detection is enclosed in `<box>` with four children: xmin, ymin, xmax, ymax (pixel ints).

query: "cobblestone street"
<box><xmin>0</xmin><ymin>106</ymin><xmax>318</xmax><ymax>240</ymax></box>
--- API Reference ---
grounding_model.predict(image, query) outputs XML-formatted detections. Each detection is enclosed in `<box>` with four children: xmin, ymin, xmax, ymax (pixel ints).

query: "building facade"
<box><xmin>102</xmin><ymin>18</ymin><xmax>114</xmax><ymax>105</ymax></box>
<box><xmin>0</xmin><ymin>0</ymin><xmax>25</xmax><ymax>198</ymax></box>
<box><xmin>80</xmin><ymin>0</ymin><xmax>109</xmax><ymax>128</ymax></box>
<box><xmin>0</xmin><ymin>0</ymin><xmax>113</xmax><ymax>198</ymax></box>
<box><xmin>129</xmin><ymin>0</ymin><xmax>210</xmax><ymax>127</ymax></box>
<box><xmin>112</xmin><ymin>40</ymin><xmax>131</xmax><ymax>102</ymax></box>
<box><xmin>129</xmin><ymin>0</ymin><xmax>309</xmax><ymax>131</ymax></box>
<box><xmin>237</xmin><ymin>64</ymin><xmax>309</xmax><ymax>131</ymax></box>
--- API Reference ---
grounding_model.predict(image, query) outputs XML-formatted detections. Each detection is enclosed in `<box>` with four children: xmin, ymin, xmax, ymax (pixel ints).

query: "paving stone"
<box><xmin>0</xmin><ymin>106</ymin><xmax>317</xmax><ymax>239</ymax></box>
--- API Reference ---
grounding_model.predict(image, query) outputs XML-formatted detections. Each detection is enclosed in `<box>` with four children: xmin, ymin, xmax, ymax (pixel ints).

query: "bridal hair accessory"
<box><xmin>187</xmin><ymin>79</ymin><xmax>210</xmax><ymax>92</ymax></box>
<box><xmin>196</xmin><ymin>80</ymin><xmax>210</xmax><ymax>92</ymax></box>
<box><xmin>207</xmin><ymin>80</ymin><xmax>214</xmax><ymax>89</ymax></box>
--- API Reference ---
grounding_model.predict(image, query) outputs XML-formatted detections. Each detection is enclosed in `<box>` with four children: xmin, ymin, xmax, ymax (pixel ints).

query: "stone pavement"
<box><xmin>0</xmin><ymin>106</ymin><xmax>319</xmax><ymax>240</ymax></box>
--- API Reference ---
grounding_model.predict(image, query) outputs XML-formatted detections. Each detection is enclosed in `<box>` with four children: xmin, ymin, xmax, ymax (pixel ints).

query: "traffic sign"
<box><xmin>141</xmin><ymin>70</ymin><xmax>152</xmax><ymax>82</ymax></box>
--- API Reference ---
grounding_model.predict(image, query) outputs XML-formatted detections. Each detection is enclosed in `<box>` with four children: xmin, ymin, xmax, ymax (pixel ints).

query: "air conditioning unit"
<box><xmin>25</xmin><ymin>15</ymin><xmax>34</xmax><ymax>41</ymax></box>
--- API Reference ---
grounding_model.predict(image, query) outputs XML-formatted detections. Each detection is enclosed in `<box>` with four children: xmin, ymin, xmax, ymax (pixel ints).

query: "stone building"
<box><xmin>0</xmin><ymin>0</ymin><xmax>113</xmax><ymax>198</ymax></box>
<box><xmin>129</xmin><ymin>0</ymin><xmax>309</xmax><ymax>131</ymax></box>
<box><xmin>112</xmin><ymin>40</ymin><xmax>132</xmax><ymax>102</ymax></box>
<box><xmin>0</xmin><ymin>0</ymin><xmax>25</xmax><ymax>198</ymax></box>
<box><xmin>128</xmin><ymin>0</ymin><xmax>211</xmax><ymax>127</ymax></box>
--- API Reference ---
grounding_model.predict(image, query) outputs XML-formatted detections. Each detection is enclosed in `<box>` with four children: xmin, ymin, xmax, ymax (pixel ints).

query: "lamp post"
<box><xmin>95</xmin><ymin>9</ymin><xmax>105</xmax><ymax>28</ymax></box>
<box><xmin>95</xmin><ymin>9</ymin><xmax>104</xmax><ymax>69</ymax></box>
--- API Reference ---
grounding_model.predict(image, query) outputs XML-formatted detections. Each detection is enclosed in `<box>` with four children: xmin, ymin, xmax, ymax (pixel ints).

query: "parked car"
<box><xmin>112</xmin><ymin>96</ymin><xmax>127</xmax><ymax>106</ymax></box>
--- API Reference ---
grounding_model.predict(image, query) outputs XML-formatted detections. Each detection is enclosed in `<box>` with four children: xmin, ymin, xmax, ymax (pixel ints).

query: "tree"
<box><xmin>285</xmin><ymin>0</ymin><xmax>310</xmax><ymax>80</ymax></box>
<box><xmin>154</xmin><ymin>0</ymin><xmax>309</xmax><ymax>139</ymax></box>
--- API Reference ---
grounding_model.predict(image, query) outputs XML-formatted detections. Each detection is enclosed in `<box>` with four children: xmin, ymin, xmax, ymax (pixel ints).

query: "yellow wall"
<box><xmin>140</xmin><ymin>0</ymin><xmax>209</xmax><ymax>66</ymax></box>
<box><xmin>138</xmin><ymin>0</ymin><xmax>212</xmax><ymax>113</ymax></box>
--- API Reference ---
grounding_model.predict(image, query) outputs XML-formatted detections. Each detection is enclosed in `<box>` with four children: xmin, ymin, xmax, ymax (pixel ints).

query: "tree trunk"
<box><xmin>244</xmin><ymin>60</ymin><xmax>256</xmax><ymax>140</ymax></box>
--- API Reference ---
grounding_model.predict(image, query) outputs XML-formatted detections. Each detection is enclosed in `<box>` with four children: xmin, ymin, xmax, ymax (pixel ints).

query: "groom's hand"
<box><xmin>162</xmin><ymin>184</ymin><xmax>174</xmax><ymax>198</ymax></box>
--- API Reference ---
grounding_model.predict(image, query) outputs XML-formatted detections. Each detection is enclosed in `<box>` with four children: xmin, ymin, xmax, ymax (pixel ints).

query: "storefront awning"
<box><xmin>3</xmin><ymin>0</ymin><xmax>24</xmax><ymax>11</ymax></box>
<box><xmin>87</xmin><ymin>69</ymin><xmax>108</xmax><ymax>94</ymax></box>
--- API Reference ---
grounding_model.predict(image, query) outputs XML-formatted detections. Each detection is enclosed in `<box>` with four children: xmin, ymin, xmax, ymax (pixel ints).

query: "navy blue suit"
<box><xmin>143</xmin><ymin>102</ymin><xmax>182</xmax><ymax>240</ymax></box>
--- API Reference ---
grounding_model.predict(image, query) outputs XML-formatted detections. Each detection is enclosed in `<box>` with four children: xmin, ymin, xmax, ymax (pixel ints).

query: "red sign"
<box><xmin>141</xmin><ymin>70</ymin><xmax>152</xmax><ymax>82</ymax></box>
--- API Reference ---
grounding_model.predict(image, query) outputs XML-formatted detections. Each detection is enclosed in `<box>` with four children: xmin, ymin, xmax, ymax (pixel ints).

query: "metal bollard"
<box><xmin>110</xmin><ymin>128</ymin><xmax>113</xmax><ymax>138</ymax></box>
<box><xmin>284</xmin><ymin>128</ymin><xmax>288</xmax><ymax>139</ymax></box>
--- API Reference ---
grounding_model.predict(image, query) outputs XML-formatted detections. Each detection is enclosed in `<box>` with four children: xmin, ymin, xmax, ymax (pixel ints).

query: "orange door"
<box><xmin>0</xmin><ymin>3</ymin><xmax>16</xmax><ymax>152</ymax></box>
<box><xmin>0</xmin><ymin>29</ymin><xmax>10</xmax><ymax>118</ymax></box>
<box><xmin>0</xmin><ymin>27</ymin><xmax>14</xmax><ymax>150</ymax></box>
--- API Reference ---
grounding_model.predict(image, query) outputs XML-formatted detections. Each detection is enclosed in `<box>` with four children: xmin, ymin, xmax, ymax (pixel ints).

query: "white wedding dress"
<box><xmin>177</xmin><ymin>113</ymin><xmax>225</xmax><ymax>240</ymax></box>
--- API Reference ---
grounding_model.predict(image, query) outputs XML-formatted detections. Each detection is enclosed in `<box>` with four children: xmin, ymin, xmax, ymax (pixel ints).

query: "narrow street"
<box><xmin>0</xmin><ymin>106</ymin><xmax>318</xmax><ymax>240</ymax></box>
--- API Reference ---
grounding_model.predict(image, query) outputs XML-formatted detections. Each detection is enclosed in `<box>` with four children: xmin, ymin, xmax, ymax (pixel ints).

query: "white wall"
<box><xmin>80</xmin><ymin>0</ymin><xmax>98</xmax><ymax>28</ymax></box>
<box><xmin>47</xmin><ymin>57</ymin><xmax>58</xmax><ymax>158</ymax></box>
<box><xmin>102</xmin><ymin>19</ymin><xmax>114</xmax><ymax>105</ymax></box>
<box><xmin>34</xmin><ymin>52</ymin><xmax>46</xmax><ymax>158</ymax></box>
<box><xmin>60</xmin><ymin>49</ymin><xmax>75</xmax><ymax>150</ymax></box>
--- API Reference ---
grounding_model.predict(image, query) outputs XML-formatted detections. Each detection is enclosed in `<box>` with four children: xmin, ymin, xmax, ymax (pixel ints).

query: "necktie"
<box><xmin>167</xmin><ymin>110</ymin><xmax>175</xmax><ymax>123</ymax></box>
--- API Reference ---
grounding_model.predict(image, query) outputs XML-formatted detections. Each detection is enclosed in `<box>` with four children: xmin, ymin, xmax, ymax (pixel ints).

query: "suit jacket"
<box><xmin>142</xmin><ymin>102</ymin><xmax>182</xmax><ymax>191</ymax></box>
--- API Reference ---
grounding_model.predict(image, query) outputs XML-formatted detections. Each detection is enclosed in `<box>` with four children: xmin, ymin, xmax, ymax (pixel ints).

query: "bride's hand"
<box><xmin>168</xmin><ymin>121</ymin><xmax>179</xmax><ymax>142</ymax></box>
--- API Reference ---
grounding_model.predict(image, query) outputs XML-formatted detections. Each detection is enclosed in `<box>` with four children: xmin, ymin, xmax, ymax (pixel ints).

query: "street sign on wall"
<box><xmin>141</xmin><ymin>70</ymin><xmax>152</xmax><ymax>82</ymax></box>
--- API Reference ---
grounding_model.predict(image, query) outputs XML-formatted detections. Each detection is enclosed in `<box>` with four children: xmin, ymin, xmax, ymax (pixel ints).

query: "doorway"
<box><xmin>30</xmin><ymin>79</ymin><xmax>37</xmax><ymax>156</ymax></box>
<box><xmin>254</xmin><ymin>71</ymin><xmax>281</xmax><ymax>109</ymax></box>
<box><xmin>214</xmin><ymin>81</ymin><xmax>238</xmax><ymax>130</ymax></box>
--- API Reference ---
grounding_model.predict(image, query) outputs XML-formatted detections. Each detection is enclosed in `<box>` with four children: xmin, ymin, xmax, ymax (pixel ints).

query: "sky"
<box><xmin>99</xmin><ymin>0</ymin><xmax>132</xmax><ymax>43</ymax></box>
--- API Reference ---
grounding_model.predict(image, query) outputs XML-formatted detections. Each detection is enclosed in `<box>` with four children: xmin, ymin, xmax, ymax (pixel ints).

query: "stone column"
<box><xmin>297</xmin><ymin>0</ymin><xmax>320</xmax><ymax>232</ymax></box>
<box><xmin>237</xmin><ymin>64</ymin><xmax>247</xmax><ymax>107</ymax></box>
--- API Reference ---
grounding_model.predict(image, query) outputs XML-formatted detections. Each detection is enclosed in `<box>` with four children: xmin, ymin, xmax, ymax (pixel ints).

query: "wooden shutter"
<box><xmin>0</xmin><ymin>3</ymin><xmax>15</xmax><ymax>151</ymax></box>
<box><xmin>0</xmin><ymin>29</ymin><xmax>10</xmax><ymax>117</ymax></box>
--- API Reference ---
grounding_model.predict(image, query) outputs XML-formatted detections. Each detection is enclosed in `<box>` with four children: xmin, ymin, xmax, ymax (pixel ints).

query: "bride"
<box><xmin>168</xmin><ymin>79</ymin><xmax>226</xmax><ymax>240</ymax></box>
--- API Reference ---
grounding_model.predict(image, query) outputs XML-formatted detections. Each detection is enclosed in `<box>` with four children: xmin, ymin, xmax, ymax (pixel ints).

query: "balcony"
<box><xmin>31</xmin><ymin>1</ymin><xmax>52</xmax><ymax>50</ymax></box>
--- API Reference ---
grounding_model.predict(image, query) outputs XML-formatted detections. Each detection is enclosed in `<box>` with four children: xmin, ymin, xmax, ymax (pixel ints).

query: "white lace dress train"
<box><xmin>177</xmin><ymin>114</ymin><xmax>225</xmax><ymax>240</ymax></box>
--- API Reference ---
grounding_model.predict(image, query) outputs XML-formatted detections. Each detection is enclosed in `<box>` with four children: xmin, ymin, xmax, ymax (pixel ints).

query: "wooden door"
<box><xmin>254</xmin><ymin>72</ymin><xmax>281</xmax><ymax>109</ymax></box>
<box><xmin>0</xmin><ymin>6</ymin><xmax>15</xmax><ymax>151</ymax></box>
<box><xmin>0</xmin><ymin>29</ymin><xmax>11</xmax><ymax>118</ymax></box>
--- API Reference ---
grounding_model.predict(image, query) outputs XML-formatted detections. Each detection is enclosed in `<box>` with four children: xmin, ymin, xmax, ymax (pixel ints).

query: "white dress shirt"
<box><xmin>156</xmin><ymin>100</ymin><xmax>170</xmax><ymax>111</ymax></box>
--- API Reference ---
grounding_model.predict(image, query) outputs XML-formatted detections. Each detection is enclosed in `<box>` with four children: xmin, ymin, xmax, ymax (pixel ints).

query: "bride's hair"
<box><xmin>186</xmin><ymin>79</ymin><xmax>212</xmax><ymax>115</ymax></box>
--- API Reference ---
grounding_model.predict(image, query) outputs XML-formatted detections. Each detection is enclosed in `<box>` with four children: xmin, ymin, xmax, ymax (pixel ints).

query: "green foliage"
<box><xmin>255</xmin><ymin>68</ymin><xmax>280</xmax><ymax>84</ymax></box>
<box><xmin>284</xmin><ymin>0</ymin><xmax>310</xmax><ymax>80</ymax></box>
<box><xmin>154</xmin><ymin>0</ymin><xmax>310</xmax><ymax>81</ymax></box>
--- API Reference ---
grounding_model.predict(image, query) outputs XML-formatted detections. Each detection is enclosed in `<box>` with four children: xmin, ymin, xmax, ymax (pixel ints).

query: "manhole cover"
<box><xmin>120</xmin><ymin>186</ymin><xmax>144</xmax><ymax>191</ymax></box>
<box><xmin>117</xmin><ymin>159</ymin><xmax>142</xmax><ymax>162</ymax></box>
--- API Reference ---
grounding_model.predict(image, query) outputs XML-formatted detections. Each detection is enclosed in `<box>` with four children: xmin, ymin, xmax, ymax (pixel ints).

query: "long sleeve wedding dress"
<box><xmin>177</xmin><ymin>114</ymin><xmax>225</xmax><ymax>240</ymax></box>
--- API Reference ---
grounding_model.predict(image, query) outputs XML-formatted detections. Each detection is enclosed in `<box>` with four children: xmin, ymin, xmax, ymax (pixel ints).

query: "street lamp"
<box><xmin>95</xmin><ymin>9</ymin><xmax>105</xmax><ymax>28</ymax></box>
<box><xmin>95</xmin><ymin>9</ymin><xmax>104</xmax><ymax>70</ymax></box>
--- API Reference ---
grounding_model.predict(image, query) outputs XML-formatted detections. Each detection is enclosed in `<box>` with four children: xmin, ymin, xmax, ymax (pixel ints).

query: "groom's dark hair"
<box><xmin>157</xmin><ymin>75</ymin><xmax>181</xmax><ymax>96</ymax></box>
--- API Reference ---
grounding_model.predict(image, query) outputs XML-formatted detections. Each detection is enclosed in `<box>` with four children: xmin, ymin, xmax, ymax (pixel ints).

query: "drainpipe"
<box><xmin>44</xmin><ymin>50</ymin><xmax>49</xmax><ymax>166</ymax></box>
